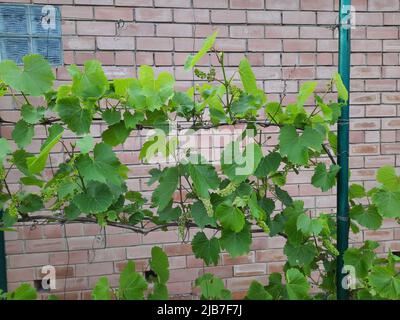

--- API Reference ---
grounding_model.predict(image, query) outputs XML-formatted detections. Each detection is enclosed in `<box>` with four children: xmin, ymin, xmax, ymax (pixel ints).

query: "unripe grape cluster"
<box><xmin>200</xmin><ymin>197</ymin><xmax>214</xmax><ymax>217</ymax></box>
<box><xmin>216</xmin><ymin>181</ymin><xmax>239</xmax><ymax>197</ymax></box>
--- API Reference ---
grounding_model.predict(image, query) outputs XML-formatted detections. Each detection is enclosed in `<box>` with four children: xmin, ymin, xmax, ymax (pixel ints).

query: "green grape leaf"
<box><xmin>27</xmin><ymin>124</ymin><xmax>63</xmax><ymax>175</ymax></box>
<box><xmin>220</xmin><ymin>223</ymin><xmax>251</xmax><ymax>258</ymax></box>
<box><xmin>102</xmin><ymin>109</ymin><xmax>121</xmax><ymax>126</ymax></box>
<box><xmin>192</xmin><ymin>231</ymin><xmax>220</xmax><ymax>266</ymax></box>
<box><xmin>349</xmin><ymin>183</ymin><xmax>366</xmax><ymax>200</ymax></box>
<box><xmin>254</xmin><ymin>152</ymin><xmax>281</xmax><ymax>178</ymax></box>
<box><xmin>119</xmin><ymin>261</ymin><xmax>148</xmax><ymax>300</ymax></box>
<box><xmin>190</xmin><ymin>201</ymin><xmax>217</xmax><ymax>229</ymax></box>
<box><xmin>333</xmin><ymin>72</ymin><xmax>348</xmax><ymax>102</ymax></box>
<box><xmin>239</xmin><ymin>58</ymin><xmax>258</xmax><ymax>96</ymax></box>
<box><xmin>285</xmin><ymin>268</ymin><xmax>310</xmax><ymax>300</ymax></box>
<box><xmin>148</xmin><ymin>283</ymin><xmax>168</xmax><ymax>300</ymax></box>
<box><xmin>246</xmin><ymin>281</ymin><xmax>272</xmax><ymax>300</ymax></box>
<box><xmin>296</xmin><ymin>213</ymin><xmax>323</xmax><ymax>235</ymax></box>
<box><xmin>151</xmin><ymin>166</ymin><xmax>179</xmax><ymax>211</ymax></box>
<box><xmin>372</xmin><ymin>189</ymin><xmax>400</xmax><ymax>218</ymax></box>
<box><xmin>149</xmin><ymin>246</ymin><xmax>169</xmax><ymax>284</ymax></box>
<box><xmin>65</xmin><ymin>203</ymin><xmax>81</xmax><ymax>220</ymax></box>
<box><xmin>275</xmin><ymin>186</ymin><xmax>293</xmax><ymax>207</ymax></box>
<box><xmin>376</xmin><ymin>165</ymin><xmax>400</xmax><ymax>191</ymax></box>
<box><xmin>102</xmin><ymin>120</ymin><xmax>131</xmax><ymax>146</ymax></box>
<box><xmin>0</xmin><ymin>54</ymin><xmax>54</xmax><ymax>96</ymax></box>
<box><xmin>92</xmin><ymin>277</ymin><xmax>111</xmax><ymax>300</ymax></box>
<box><xmin>76</xmin><ymin>142</ymin><xmax>124</xmax><ymax>187</ymax></box>
<box><xmin>195</xmin><ymin>273</ymin><xmax>231</xmax><ymax>300</ymax></box>
<box><xmin>344</xmin><ymin>246</ymin><xmax>376</xmax><ymax>278</ymax></box>
<box><xmin>221</xmin><ymin>141</ymin><xmax>262</xmax><ymax>183</ymax></box>
<box><xmin>73</xmin><ymin>181</ymin><xmax>114</xmax><ymax>214</ymax></box>
<box><xmin>215</xmin><ymin>203</ymin><xmax>245</xmax><ymax>233</ymax></box>
<box><xmin>6</xmin><ymin>283</ymin><xmax>37</xmax><ymax>300</ymax></box>
<box><xmin>57</xmin><ymin>96</ymin><xmax>92</xmax><ymax>135</ymax></box>
<box><xmin>184</xmin><ymin>32</ymin><xmax>218</xmax><ymax>70</ymax></box>
<box><xmin>284</xmin><ymin>242</ymin><xmax>317</xmax><ymax>268</ymax></box>
<box><xmin>279</xmin><ymin>125</ymin><xmax>324</xmax><ymax>165</ymax></box>
<box><xmin>188</xmin><ymin>163</ymin><xmax>220</xmax><ymax>199</ymax></box>
<box><xmin>350</xmin><ymin>204</ymin><xmax>382</xmax><ymax>230</ymax></box>
<box><xmin>369</xmin><ymin>266</ymin><xmax>400</xmax><ymax>300</ymax></box>
<box><xmin>124</xmin><ymin>111</ymin><xmax>145</xmax><ymax>129</ymax></box>
<box><xmin>12</xmin><ymin>120</ymin><xmax>34</xmax><ymax>148</ymax></box>
<box><xmin>311</xmin><ymin>163</ymin><xmax>340</xmax><ymax>192</ymax></box>
<box><xmin>69</xmin><ymin>60</ymin><xmax>108</xmax><ymax>99</ymax></box>
<box><xmin>0</xmin><ymin>138</ymin><xmax>11</xmax><ymax>163</ymax></box>
<box><xmin>21</xmin><ymin>104</ymin><xmax>45</xmax><ymax>124</ymax></box>
<box><xmin>76</xmin><ymin>135</ymin><xmax>94</xmax><ymax>154</ymax></box>
<box><xmin>19</xmin><ymin>194</ymin><xmax>43</xmax><ymax>213</ymax></box>
<box><xmin>297</xmin><ymin>81</ymin><xmax>317</xmax><ymax>107</ymax></box>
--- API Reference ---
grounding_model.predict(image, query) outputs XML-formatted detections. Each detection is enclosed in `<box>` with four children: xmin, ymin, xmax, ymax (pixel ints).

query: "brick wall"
<box><xmin>1</xmin><ymin>0</ymin><xmax>400</xmax><ymax>299</ymax></box>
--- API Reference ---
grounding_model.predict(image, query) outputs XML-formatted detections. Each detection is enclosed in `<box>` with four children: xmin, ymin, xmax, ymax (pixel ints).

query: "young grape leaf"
<box><xmin>192</xmin><ymin>231</ymin><xmax>221</xmax><ymax>266</ymax></box>
<box><xmin>376</xmin><ymin>165</ymin><xmax>400</xmax><ymax>191</ymax></box>
<box><xmin>311</xmin><ymin>163</ymin><xmax>340</xmax><ymax>192</ymax></box>
<box><xmin>184</xmin><ymin>32</ymin><xmax>218</xmax><ymax>70</ymax></box>
<box><xmin>27</xmin><ymin>124</ymin><xmax>63</xmax><ymax>175</ymax></box>
<box><xmin>92</xmin><ymin>277</ymin><xmax>111</xmax><ymax>300</ymax></box>
<box><xmin>220</xmin><ymin>223</ymin><xmax>251</xmax><ymax>258</ymax></box>
<box><xmin>246</xmin><ymin>281</ymin><xmax>272</xmax><ymax>300</ymax></box>
<box><xmin>151</xmin><ymin>166</ymin><xmax>179</xmax><ymax>211</ymax></box>
<box><xmin>57</xmin><ymin>96</ymin><xmax>92</xmax><ymax>135</ymax></box>
<box><xmin>239</xmin><ymin>58</ymin><xmax>258</xmax><ymax>96</ymax></box>
<box><xmin>215</xmin><ymin>203</ymin><xmax>245</xmax><ymax>233</ymax></box>
<box><xmin>0</xmin><ymin>54</ymin><xmax>54</xmax><ymax>96</ymax></box>
<box><xmin>12</xmin><ymin>120</ymin><xmax>34</xmax><ymax>148</ymax></box>
<box><xmin>149</xmin><ymin>246</ymin><xmax>169</xmax><ymax>284</ymax></box>
<box><xmin>69</xmin><ymin>60</ymin><xmax>108</xmax><ymax>99</ymax></box>
<box><xmin>73</xmin><ymin>181</ymin><xmax>114</xmax><ymax>214</ymax></box>
<box><xmin>350</xmin><ymin>204</ymin><xmax>382</xmax><ymax>230</ymax></box>
<box><xmin>118</xmin><ymin>261</ymin><xmax>148</xmax><ymax>300</ymax></box>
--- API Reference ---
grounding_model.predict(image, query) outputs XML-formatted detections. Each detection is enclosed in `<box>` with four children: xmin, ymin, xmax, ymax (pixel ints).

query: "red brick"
<box><xmin>62</xmin><ymin>6</ymin><xmax>93</xmax><ymax>19</ymax></box>
<box><xmin>230</xmin><ymin>26</ymin><xmax>264</xmax><ymax>38</ymax></box>
<box><xmin>76</xmin><ymin>262</ymin><xmax>114</xmax><ymax>277</ymax></box>
<box><xmin>156</xmin><ymin>24</ymin><xmax>192</xmax><ymax>37</ymax></box>
<box><xmin>26</xmin><ymin>238</ymin><xmax>66</xmax><ymax>253</ymax></box>
<box><xmin>97</xmin><ymin>37</ymin><xmax>135</xmax><ymax>50</ymax></box>
<box><xmin>369</xmin><ymin>0</ymin><xmax>399</xmax><ymax>11</ymax></box>
<box><xmin>266</xmin><ymin>0</ymin><xmax>300</xmax><ymax>9</ymax></box>
<box><xmin>193</xmin><ymin>0</ymin><xmax>228</xmax><ymax>8</ymax></box>
<box><xmin>301</xmin><ymin>0</ymin><xmax>333</xmax><ymax>10</ymax></box>
<box><xmin>135</xmin><ymin>8</ymin><xmax>172</xmax><ymax>22</ymax></box>
<box><xmin>77</xmin><ymin>21</ymin><xmax>115</xmax><ymax>36</ymax></box>
<box><xmin>155</xmin><ymin>0</ymin><xmax>191</xmax><ymax>7</ymax></box>
<box><xmin>283</xmin><ymin>12</ymin><xmax>316</xmax><ymax>25</ymax></box>
<box><xmin>231</xmin><ymin>0</ymin><xmax>264</xmax><ymax>9</ymax></box>
<box><xmin>137</xmin><ymin>37</ymin><xmax>173</xmax><ymax>51</ymax></box>
<box><xmin>248</xmin><ymin>39</ymin><xmax>282</xmax><ymax>52</ymax></box>
<box><xmin>283</xmin><ymin>39</ymin><xmax>316</xmax><ymax>52</ymax></box>
<box><xmin>94</xmin><ymin>7</ymin><xmax>133</xmax><ymax>20</ymax></box>
<box><xmin>233</xmin><ymin>263</ymin><xmax>266</xmax><ymax>276</ymax></box>
<box><xmin>174</xmin><ymin>9</ymin><xmax>210</xmax><ymax>23</ymax></box>
<box><xmin>63</xmin><ymin>36</ymin><xmax>95</xmax><ymax>50</ymax></box>
<box><xmin>211</xmin><ymin>10</ymin><xmax>246</xmax><ymax>23</ymax></box>
<box><xmin>365</xmin><ymin>156</ymin><xmax>395</xmax><ymax>168</ymax></box>
<box><xmin>247</xmin><ymin>11</ymin><xmax>281</xmax><ymax>24</ymax></box>
<box><xmin>266</xmin><ymin>26</ymin><xmax>298</xmax><ymax>39</ymax></box>
<box><xmin>367</xmin><ymin>27</ymin><xmax>398</xmax><ymax>39</ymax></box>
<box><xmin>74</xmin><ymin>0</ymin><xmax>113</xmax><ymax>4</ymax></box>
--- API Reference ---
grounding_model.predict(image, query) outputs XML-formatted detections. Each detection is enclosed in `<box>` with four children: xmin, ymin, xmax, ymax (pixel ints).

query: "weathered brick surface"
<box><xmin>1</xmin><ymin>0</ymin><xmax>399</xmax><ymax>300</ymax></box>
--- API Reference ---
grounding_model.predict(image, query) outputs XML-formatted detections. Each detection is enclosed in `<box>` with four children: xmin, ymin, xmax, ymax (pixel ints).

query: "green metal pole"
<box><xmin>0</xmin><ymin>210</ymin><xmax>7</xmax><ymax>292</ymax></box>
<box><xmin>337</xmin><ymin>0</ymin><xmax>351</xmax><ymax>300</ymax></box>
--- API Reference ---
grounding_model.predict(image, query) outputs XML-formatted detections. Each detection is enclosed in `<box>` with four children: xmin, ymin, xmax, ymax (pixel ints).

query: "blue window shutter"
<box><xmin>0</xmin><ymin>38</ymin><xmax>30</xmax><ymax>64</ymax></box>
<box><xmin>0</xmin><ymin>6</ymin><xmax>28</xmax><ymax>34</ymax></box>
<box><xmin>0</xmin><ymin>4</ymin><xmax>62</xmax><ymax>66</ymax></box>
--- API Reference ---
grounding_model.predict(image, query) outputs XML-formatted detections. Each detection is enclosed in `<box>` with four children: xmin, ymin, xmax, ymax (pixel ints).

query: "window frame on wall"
<box><xmin>0</xmin><ymin>3</ymin><xmax>63</xmax><ymax>66</ymax></box>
